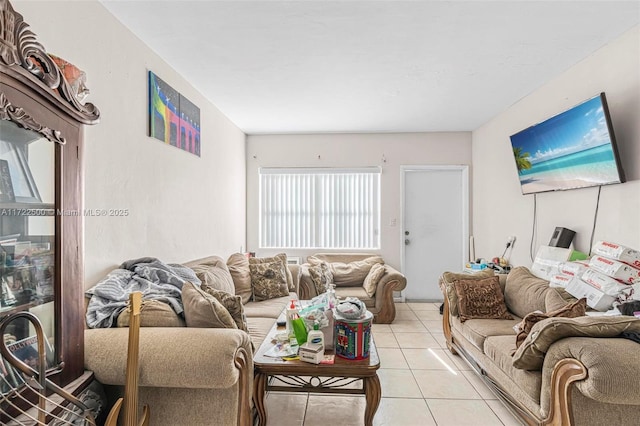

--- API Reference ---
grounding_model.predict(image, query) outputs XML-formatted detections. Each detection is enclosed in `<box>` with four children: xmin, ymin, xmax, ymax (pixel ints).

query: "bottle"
<box><xmin>286</xmin><ymin>300</ymin><xmax>298</xmax><ymax>339</ymax></box>
<box><xmin>307</xmin><ymin>321</ymin><xmax>325</xmax><ymax>351</ymax></box>
<box><xmin>327</xmin><ymin>283</ymin><xmax>337</xmax><ymax>310</ymax></box>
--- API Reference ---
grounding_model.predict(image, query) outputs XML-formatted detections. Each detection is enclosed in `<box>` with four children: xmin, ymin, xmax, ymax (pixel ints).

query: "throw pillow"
<box><xmin>249</xmin><ymin>253</ymin><xmax>295</xmax><ymax>292</ymax></box>
<box><xmin>249</xmin><ymin>260</ymin><xmax>290</xmax><ymax>302</ymax></box>
<box><xmin>512</xmin><ymin>316</ymin><xmax>640</xmax><ymax>371</ymax></box>
<box><xmin>182</xmin><ymin>281</ymin><xmax>237</xmax><ymax>329</ymax></box>
<box><xmin>184</xmin><ymin>255</ymin><xmax>235</xmax><ymax>294</ymax></box>
<box><xmin>544</xmin><ymin>288</ymin><xmax>579</xmax><ymax>312</ymax></box>
<box><xmin>363</xmin><ymin>263</ymin><xmax>386</xmax><ymax>297</ymax></box>
<box><xmin>440</xmin><ymin>269</ymin><xmax>495</xmax><ymax>317</ymax></box>
<box><xmin>504</xmin><ymin>266</ymin><xmax>551</xmax><ymax>318</ymax></box>
<box><xmin>227</xmin><ymin>253</ymin><xmax>252</xmax><ymax>304</ymax></box>
<box><xmin>453</xmin><ymin>276</ymin><xmax>513</xmax><ymax>323</ymax></box>
<box><xmin>117</xmin><ymin>299</ymin><xmax>186</xmax><ymax>328</ymax></box>
<box><xmin>514</xmin><ymin>297</ymin><xmax>587</xmax><ymax>348</ymax></box>
<box><xmin>308</xmin><ymin>256</ymin><xmax>383</xmax><ymax>287</ymax></box>
<box><xmin>308</xmin><ymin>262</ymin><xmax>333</xmax><ymax>295</ymax></box>
<box><xmin>201</xmin><ymin>284</ymin><xmax>248</xmax><ymax>332</ymax></box>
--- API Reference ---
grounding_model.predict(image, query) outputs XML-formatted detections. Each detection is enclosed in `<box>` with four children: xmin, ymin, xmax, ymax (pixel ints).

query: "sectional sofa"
<box><xmin>440</xmin><ymin>267</ymin><xmax>640</xmax><ymax>426</ymax></box>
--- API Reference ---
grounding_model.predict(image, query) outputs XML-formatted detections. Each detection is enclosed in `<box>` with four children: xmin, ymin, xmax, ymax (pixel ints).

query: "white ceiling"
<box><xmin>101</xmin><ymin>1</ymin><xmax>639</xmax><ymax>135</ymax></box>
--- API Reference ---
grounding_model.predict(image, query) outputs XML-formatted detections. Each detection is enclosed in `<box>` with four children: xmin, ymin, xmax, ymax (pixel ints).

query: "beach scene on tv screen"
<box><xmin>511</xmin><ymin>96</ymin><xmax>621</xmax><ymax>194</ymax></box>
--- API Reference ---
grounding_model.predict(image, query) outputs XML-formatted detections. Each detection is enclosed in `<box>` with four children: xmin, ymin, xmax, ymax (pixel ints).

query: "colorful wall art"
<box><xmin>148</xmin><ymin>71</ymin><xmax>201</xmax><ymax>156</ymax></box>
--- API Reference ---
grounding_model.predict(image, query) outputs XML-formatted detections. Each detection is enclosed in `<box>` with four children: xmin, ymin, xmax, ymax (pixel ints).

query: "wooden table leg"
<box><xmin>253</xmin><ymin>372</ymin><xmax>268</xmax><ymax>426</ymax></box>
<box><xmin>363</xmin><ymin>374</ymin><xmax>381</xmax><ymax>426</ymax></box>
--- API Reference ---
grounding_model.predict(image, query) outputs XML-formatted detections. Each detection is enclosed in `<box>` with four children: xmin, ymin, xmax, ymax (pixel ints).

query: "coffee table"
<box><xmin>253</xmin><ymin>317</ymin><xmax>381</xmax><ymax>426</ymax></box>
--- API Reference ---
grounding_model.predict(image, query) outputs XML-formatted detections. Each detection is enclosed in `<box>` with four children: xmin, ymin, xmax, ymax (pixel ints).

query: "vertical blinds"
<box><xmin>259</xmin><ymin>168</ymin><xmax>381</xmax><ymax>249</ymax></box>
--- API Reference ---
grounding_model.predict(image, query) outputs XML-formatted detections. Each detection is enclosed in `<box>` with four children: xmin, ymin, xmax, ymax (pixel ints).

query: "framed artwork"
<box><xmin>148</xmin><ymin>71</ymin><xmax>201</xmax><ymax>157</ymax></box>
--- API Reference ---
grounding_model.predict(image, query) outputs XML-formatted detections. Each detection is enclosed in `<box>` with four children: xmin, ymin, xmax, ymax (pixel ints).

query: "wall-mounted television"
<box><xmin>510</xmin><ymin>93</ymin><xmax>625</xmax><ymax>195</ymax></box>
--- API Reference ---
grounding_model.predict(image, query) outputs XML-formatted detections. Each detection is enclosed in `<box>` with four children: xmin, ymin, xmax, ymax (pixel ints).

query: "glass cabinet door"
<box><xmin>0</xmin><ymin>119</ymin><xmax>57</xmax><ymax>384</ymax></box>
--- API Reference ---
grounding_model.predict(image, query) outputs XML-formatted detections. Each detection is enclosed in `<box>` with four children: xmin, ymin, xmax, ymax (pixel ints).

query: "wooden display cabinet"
<box><xmin>0</xmin><ymin>0</ymin><xmax>100</xmax><ymax>420</ymax></box>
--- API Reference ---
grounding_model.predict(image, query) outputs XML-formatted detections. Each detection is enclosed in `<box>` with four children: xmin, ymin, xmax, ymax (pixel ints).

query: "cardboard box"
<box><xmin>592</xmin><ymin>241</ymin><xmax>640</xmax><ymax>269</ymax></box>
<box><xmin>566</xmin><ymin>278</ymin><xmax>616</xmax><ymax>312</ymax></box>
<box><xmin>299</xmin><ymin>342</ymin><xmax>324</xmax><ymax>364</ymax></box>
<box><xmin>589</xmin><ymin>256</ymin><xmax>640</xmax><ymax>284</ymax></box>
<box><xmin>530</xmin><ymin>246</ymin><xmax>572</xmax><ymax>280</ymax></box>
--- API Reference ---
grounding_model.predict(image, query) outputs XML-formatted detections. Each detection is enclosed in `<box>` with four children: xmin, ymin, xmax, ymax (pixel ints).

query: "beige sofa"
<box><xmin>84</xmin><ymin>254</ymin><xmax>301</xmax><ymax>426</ymax></box>
<box><xmin>298</xmin><ymin>253</ymin><xmax>407</xmax><ymax>323</ymax></box>
<box><xmin>440</xmin><ymin>267</ymin><xmax>640</xmax><ymax>426</ymax></box>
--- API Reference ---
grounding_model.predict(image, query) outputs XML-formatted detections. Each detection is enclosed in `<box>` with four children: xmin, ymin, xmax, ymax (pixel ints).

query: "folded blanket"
<box><xmin>85</xmin><ymin>257</ymin><xmax>201</xmax><ymax>328</ymax></box>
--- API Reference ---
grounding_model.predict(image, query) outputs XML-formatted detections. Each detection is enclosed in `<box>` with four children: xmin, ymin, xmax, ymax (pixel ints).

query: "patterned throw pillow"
<box><xmin>249</xmin><ymin>253</ymin><xmax>294</xmax><ymax>291</ymax></box>
<box><xmin>363</xmin><ymin>263</ymin><xmax>386</xmax><ymax>297</ymax></box>
<box><xmin>308</xmin><ymin>262</ymin><xmax>333</xmax><ymax>294</ymax></box>
<box><xmin>182</xmin><ymin>282</ymin><xmax>237</xmax><ymax>329</ymax></box>
<box><xmin>453</xmin><ymin>276</ymin><xmax>513</xmax><ymax>323</ymax></box>
<box><xmin>249</xmin><ymin>260</ymin><xmax>289</xmax><ymax>302</ymax></box>
<box><xmin>202</xmin><ymin>284</ymin><xmax>248</xmax><ymax>332</ymax></box>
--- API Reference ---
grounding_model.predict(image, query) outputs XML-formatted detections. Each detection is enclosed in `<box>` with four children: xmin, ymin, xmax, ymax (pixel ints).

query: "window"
<box><xmin>260</xmin><ymin>167</ymin><xmax>381</xmax><ymax>249</ymax></box>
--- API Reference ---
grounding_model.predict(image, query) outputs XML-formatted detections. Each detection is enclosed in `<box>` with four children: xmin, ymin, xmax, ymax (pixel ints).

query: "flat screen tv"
<box><xmin>510</xmin><ymin>93</ymin><xmax>625</xmax><ymax>195</ymax></box>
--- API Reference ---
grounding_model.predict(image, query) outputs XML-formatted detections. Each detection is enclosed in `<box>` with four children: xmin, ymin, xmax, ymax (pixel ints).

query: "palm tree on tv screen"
<box><xmin>513</xmin><ymin>147</ymin><xmax>532</xmax><ymax>174</ymax></box>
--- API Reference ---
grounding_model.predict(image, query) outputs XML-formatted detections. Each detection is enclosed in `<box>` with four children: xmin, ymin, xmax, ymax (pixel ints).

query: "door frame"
<box><xmin>399</xmin><ymin>165</ymin><xmax>470</xmax><ymax>302</ymax></box>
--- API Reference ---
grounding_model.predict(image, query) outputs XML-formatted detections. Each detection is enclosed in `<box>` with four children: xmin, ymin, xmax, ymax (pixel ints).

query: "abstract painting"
<box><xmin>148</xmin><ymin>71</ymin><xmax>201</xmax><ymax>156</ymax></box>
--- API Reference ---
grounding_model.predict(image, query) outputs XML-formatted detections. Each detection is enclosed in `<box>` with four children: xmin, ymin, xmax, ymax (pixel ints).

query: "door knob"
<box><xmin>405</xmin><ymin>239</ymin><xmax>410</xmax><ymax>245</ymax></box>
<box><xmin>405</xmin><ymin>230</ymin><xmax>410</xmax><ymax>235</ymax></box>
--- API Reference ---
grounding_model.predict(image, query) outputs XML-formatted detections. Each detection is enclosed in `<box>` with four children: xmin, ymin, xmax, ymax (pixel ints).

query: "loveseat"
<box><xmin>84</xmin><ymin>254</ymin><xmax>301</xmax><ymax>426</ymax></box>
<box><xmin>298</xmin><ymin>253</ymin><xmax>407</xmax><ymax>323</ymax></box>
<box><xmin>440</xmin><ymin>266</ymin><xmax>640</xmax><ymax>426</ymax></box>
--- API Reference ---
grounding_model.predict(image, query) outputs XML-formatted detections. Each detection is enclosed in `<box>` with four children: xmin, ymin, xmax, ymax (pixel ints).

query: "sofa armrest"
<box><xmin>374</xmin><ymin>265</ymin><xmax>406</xmax><ymax>295</ymax></box>
<box><xmin>287</xmin><ymin>264</ymin><xmax>301</xmax><ymax>295</ymax></box>
<box><xmin>297</xmin><ymin>264</ymin><xmax>317</xmax><ymax>300</ymax></box>
<box><xmin>85</xmin><ymin>327</ymin><xmax>253</xmax><ymax>389</ymax></box>
<box><xmin>541</xmin><ymin>336</ymin><xmax>640</xmax><ymax>410</ymax></box>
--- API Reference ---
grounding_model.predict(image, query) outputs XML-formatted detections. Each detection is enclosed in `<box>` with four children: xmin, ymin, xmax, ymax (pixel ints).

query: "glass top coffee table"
<box><xmin>253</xmin><ymin>316</ymin><xmax>381</xmax><ymax>426</ymax></box>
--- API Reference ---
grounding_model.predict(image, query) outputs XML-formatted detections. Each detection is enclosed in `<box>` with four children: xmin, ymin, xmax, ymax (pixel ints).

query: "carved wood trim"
<box><xmin>0</xmin><ymin>92</ymin><xmax>65</xmax><ymax>143</ymax></box>
<box><xmin>543</xmin><ymin>358</ymin><xmax>587</xmax><ymax>426</ymax></box>
<box><xmin>0</xmin><ymin>0</ymin><xmax>99</xmax><ymax>123</ymax></box>
<box><xmin>373</xmin><ymin>280</ymin><xmax>400</xmax><ymax>324</ymax></box>
<box><xmin>439</xmin><ymin>279</ymin><xmax>458</xmax><ymax>355</ymax></box>
<box><xmin>233</xmin><ymin>346</ymin><xmax>252</xmax><ymax>426</ymax></box>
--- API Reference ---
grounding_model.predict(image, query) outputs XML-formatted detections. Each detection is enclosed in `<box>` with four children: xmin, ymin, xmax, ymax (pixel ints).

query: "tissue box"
<box><xmin>299</xmin><ymin>342</ymin><xmax>324</xmax><ymax>364</ymax></box>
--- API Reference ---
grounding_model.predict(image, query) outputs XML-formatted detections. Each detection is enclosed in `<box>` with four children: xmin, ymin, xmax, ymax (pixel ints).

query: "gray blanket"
<box><xmin>85</xmin><ymin>257</ymin><xmax>201</xmax><ymax>328</ymax></box>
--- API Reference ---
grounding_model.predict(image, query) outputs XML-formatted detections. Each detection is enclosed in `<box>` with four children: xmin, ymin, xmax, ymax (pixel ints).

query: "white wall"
<box><xmin>473</xmin><ymin>26</ymin><xmax>640</xmax><ymax>267</ymax></box>
<box><xmin>246</xmin><ymin>132</ymin><xmax>471</xmax><ymax>269</ymax></box>
<box><xmin>15</xmin><ymin>1</ymin><xmax>247</xmax><ymax>287</ymax></box>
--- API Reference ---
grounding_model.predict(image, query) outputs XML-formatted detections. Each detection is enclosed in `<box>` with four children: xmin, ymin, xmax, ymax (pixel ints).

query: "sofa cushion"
<box><xmin>244</xmin><ymin>293</ymin><xmax>296</xmax><ymax>318</ymax></box>
<box><xmin>440</xmin><ymin>269</ymin><xmax>495</xmax><ymax>317</ymax></box>
<box><xmin>515</xmin><ymin>297</ymin><xmax>587</xmax><ymax>348</ymax></box>
<box><xmin>333</xmin><ymin>286</ymin><xmax>375</xmax><ymax>308</ymax></box>
<box><xmin>451</xmin><ymin>315</ymin><xmax>521</xmax><ymax>351</ymax></box>
<box><xmin>201</xmin><ymin>285</ymin><xmax>248</xmax><ymax>332</ymax></box>
<box><xmin>363</xmin><ymin>263</ymin><xmax>386</xmax><ymax>297</ymax></box>
<box><xmin>512</xmin><ymin>316</ymin><xmax>640</xmax><ymax>371</ymax></box>
<box><xmin>117</xmin><ymin>299</ymin><xmax>186</xmax><ymax>328</ymax></box>
<box><xmin>182</xmin><ymin>282</ymin><xmax>237</xmax><ymax>329</ymax></box>
<box><xmin>454</xmin><ymin>276</ymin><xmax>513</xmax><ymax>323</ymax></box>
<box><xmin>484</xmin><ymin>335</ymin><xmax>542</xmax><ymax>403</ymax></box>
<box><xmin>227</xmin><ymin>253</ymin><xmax>253</xmax><ymax>304</ymax></box>
<box><xmin>246</xmin><ymin>317</ymin><xmax>278</xmax><ymax>349</ymax></box>
<box><xmin>184</xmin><ymin>255</ymin><xmax>235</xmax><ymax>294</ymax></box>
<box><xmin>249</xmin><ymin>253</ymin><xmax>295</xmax><ymax>292</ymax></box>
<box><xmin>249</xmin><ymin>260</ymin><xmax>290</xmax><ymax>302</ymax></box>
<box><xmin>308</xmin><ymin>262</ymin><xmax>333</xmax><ymax>294</ymax></box>
<box><xmin>505</xmin><ymin>267</ymin><xmax>550</xmax><ymax>318</ymax></box>
<box><xmin>309</xmin><ymin>255</ymin><xmax>383</xmax><ymax>287</ymax></box>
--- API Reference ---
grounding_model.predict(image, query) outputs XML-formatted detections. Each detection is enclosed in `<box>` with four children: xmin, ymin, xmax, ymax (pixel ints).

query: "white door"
<box><xmin>401</xmin><ymin>166</ymin><xmax>468</xmax><ymax>301</ymax></box>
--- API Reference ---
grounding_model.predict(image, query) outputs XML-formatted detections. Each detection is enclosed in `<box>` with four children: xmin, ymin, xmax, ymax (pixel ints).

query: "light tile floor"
<box><xmin>264</xmin><ymin>302</ymin><xmax>525</xmax><ymax>426</ymax></box>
